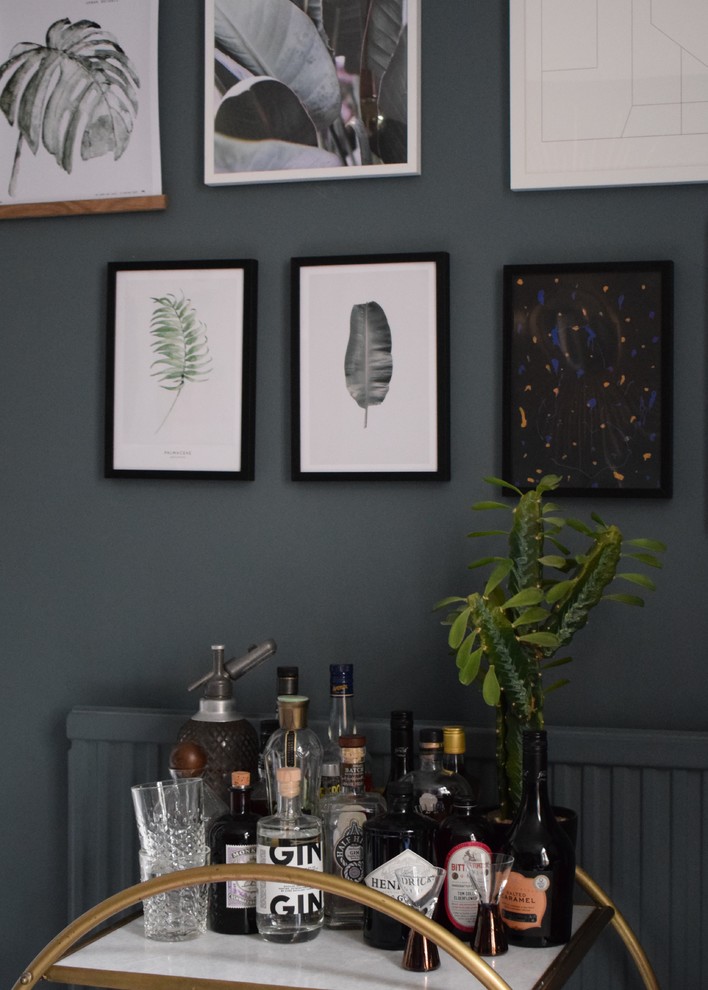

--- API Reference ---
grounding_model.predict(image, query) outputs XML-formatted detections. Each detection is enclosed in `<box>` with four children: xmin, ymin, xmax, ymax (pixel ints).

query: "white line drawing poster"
<box><xmin>0</xmin><ymin>0</ymin><xmax>162</xmax><ymax>206</ymax></box>
<box><xmin>510</xmin><ymin>0</ymin><xmax>708</xmax><ymax>189</ymax></box>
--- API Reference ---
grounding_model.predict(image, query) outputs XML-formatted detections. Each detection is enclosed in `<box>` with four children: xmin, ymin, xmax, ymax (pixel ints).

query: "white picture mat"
<box><xmin>204</xmin><ymin>0</ymin><xmax>420</xmax><ymax>185</ymax></box>
<box><xmin>510</xmin><ymin>0</ymin><xmax>708</xmax><ymax>189</ymax></box>
<box><xmin>112</xmin><ymin>268</ymin><xmax>245</xmax><ymax>472</ymax></box>
<box><xmin>0</xmin><ymin>0</ymin><xmax>161</xmax><ymax>206</ymax></box>
<box><xmin>298</xmin><ymin>261</ymin><xmax>439</xmax><ymax>473</ymax></box>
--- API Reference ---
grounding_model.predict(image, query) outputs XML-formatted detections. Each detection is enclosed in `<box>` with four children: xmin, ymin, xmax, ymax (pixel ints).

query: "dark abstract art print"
<box><xmin>502</xmin><ymin>262</ymin><xmax>673</xmax><ymax>497</ymax></box>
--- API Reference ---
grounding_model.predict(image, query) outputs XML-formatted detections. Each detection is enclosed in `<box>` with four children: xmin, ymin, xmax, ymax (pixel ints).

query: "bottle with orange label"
<box><xmin>498</xmin><ymin>730</ymin><xmax>575</xmax><ymax>947</ymax></box>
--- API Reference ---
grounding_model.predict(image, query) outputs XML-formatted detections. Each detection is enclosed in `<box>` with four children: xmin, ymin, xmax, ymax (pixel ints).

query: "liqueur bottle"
<box><xmin>263</xmin><ymin>695</ymin><xmax>323</xmax><ymax>816</ymax></box>
<box><xmin>499</xmin><ymin>730</ymin><xmax>575</xmax><ymax>947</ymax></box>
<box><xmin>402</xmin><ymin>728</ymin><xmax>474</xmax><ymax>822</ymax></box>
<box><xmin>442</xmin><ymin>725</ymin><xmax>480</xmax><ymax>802</ymax></box>
<box><xmin>208</xmin><ymin>771</ymin><xmax>260</xmax><ymax>934</ymax></box>
<box><xmin>321</xmin><ymin>735</ymin><xmax>386</xmax><ymax>928</ymax></box>
<box><xmin>362</xmin><ymin>778</ymin><xmax>438</xmax><ymax>949</ymax></box>
<box><xmin>435</xmin><ymin>796</ymin><xmax>493</xmax><ymax>937</ymax></box>
<box><xmin>384</xmin><ymin>710</ymin><xmax>414</xmax><ymax>801</ymax></box>
<box><xmin>320</xmin><ymin>663</ymin><xmax>357</xmax><ymax>795</ymax></box>
<box><xmin>256</xmin><ymin>766</ymin><xmax>324</xmax><ymax>943</ymax></box>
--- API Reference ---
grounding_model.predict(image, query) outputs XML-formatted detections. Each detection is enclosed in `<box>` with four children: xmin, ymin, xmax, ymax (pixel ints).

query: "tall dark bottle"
<box><xmin>498</xmin><ymin>730</ymin><xmax>575</xmax><ymax>947</ymax></box>
<box><xmin>362</xmin><ymin>779</ymin><xmax>438</xmax><ymax>950</ymax></box>
<box><xmin>208</xmin><ymin>771</ymin><xmax>261</xmax><ymax>934</ymax></box>
<box><xmin>384</xmin><ymin>710</ymin><xmax>414</xmax><ymax>801</ymax></box>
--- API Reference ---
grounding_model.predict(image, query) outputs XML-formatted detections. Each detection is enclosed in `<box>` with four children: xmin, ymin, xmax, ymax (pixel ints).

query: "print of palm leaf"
<box><xmin>150</xmin><ymin>294</ymin><xmax>213</xmax><ymax>434</ymax></box>
<box><xmin>0</xmin><ymin>17</ymin><xmax>139</xmax><ymax>197</ymax></box>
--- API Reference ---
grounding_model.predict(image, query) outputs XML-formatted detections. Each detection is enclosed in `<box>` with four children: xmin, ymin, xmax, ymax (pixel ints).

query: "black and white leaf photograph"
<box><xmin>106</xmin><ymin>260</ymin><xmax>258</xmax><ymax>480</ymax></box>
<box><xmin>0</xmin><ymin>0</ymin><xmax>161</xmax><ymax>206</ymax></box>
<box><xmin>205</xmin><ymin>0</ymin><xmax>420</xmax><ymax>185</ymax></box>
<box><xmin>291</xmin><ymin>252</ymin><xmax>449</xmax><ymax>480</ymax></box>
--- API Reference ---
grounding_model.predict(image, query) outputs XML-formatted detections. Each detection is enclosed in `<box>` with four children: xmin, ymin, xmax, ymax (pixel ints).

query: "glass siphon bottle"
<box><xmin>442</xmin><ymin>725</ymin><xmax>480</xmax><ymax>802</ymax></box>
<box><xmin>263</xmin><ymin>695</ymin><xmax>323</xmax><ymax>816</ymax></box>
<box><xmin>208</xmin><ymin>771</ymin><xmax>261</xmax><ymax>934</ymax></box>
<box><xmin>362</xmin><ymin>778</ymin><xmax>438</xmax><ymax>950</ymax></box>
<box><xmin>384</xmin><ymin>710</ymin><xmax>414</xmax><ymax>802</ymax></box>
<box><xmin>435</xmin><ymin>796</ymin><xmax>493</xmax><ymax>937</ymax></box>
<box><xmin>320</xmin><ymin>663</ymin><xmax>357</xmax><ymax>796</ymax></box>
<box><xmin>321</xmin><ymin>735</ymin><xmax>386</xmax><ymax>929</ymax></box>
<box><xmin>256</xmin><ymin>766</ymin><xmax>323</xmax><ymax>942</ymax></box>
<box><xmin>499</xmin><ymin>729</ymin><xmax>576</xmax><ymax>947</ymax></box>
<box><xmin>402</xmin><ymin>727</ymin><xmax>473</xmax><ymax>822</ymax></box>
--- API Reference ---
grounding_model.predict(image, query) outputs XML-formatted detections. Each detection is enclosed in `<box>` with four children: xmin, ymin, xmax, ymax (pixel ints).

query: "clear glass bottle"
<box><xmin>320</xmin><ymin>663</ymin><xmax>357</xmax><ymax>794</ymax></box>
<box><xmin>321</xmin><ymin>735</ymin><xmax>386</xmax><ymax>929</ymax></box>
<box><xmin>384</xmin><ymin>709</ymin><xmax>414</xmax><ymax>802</ymax></box>
<box><xmin>499</xmin><ymin>730</ymin><xmax>576</xmax><ymax>947</ymax></box>
<box><xmin>263</xmin><ymin>695</ymin><xmax>323</xmax><ymax>816</ymax></box>
<box><xmin>435</xmin><ymin>796</ymin><xmax>493</xmax><ymax>937</ymax></box>
<box><xmin>208</xmin><ymin>771</ymin><xmax>260</xmax><ymax>934</ymax></box>
<box><xmin>362</xmin><ymin>778</ymin><xmax>438</xmax><ymax>950</ymax></box>
<box><xmin>402</xmin><ymin>728</ymin><xmax>474</xmax><ymax>822</ymax></box>
<box><xmin>442</xmin><ymin>725</ymin><xmax>480</xmax><ymax>803</ymax></box>
<box><xmin>256</xmin><ymin>766</ymin><xmax>323</xmax><ymax>943</ymax></box>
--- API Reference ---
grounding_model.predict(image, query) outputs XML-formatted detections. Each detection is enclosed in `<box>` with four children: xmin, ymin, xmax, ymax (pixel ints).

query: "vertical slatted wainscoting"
<box><xmin>67</xmin><ymin>709</ymin><xmax>707</xmax><ymax>989</ymax></box>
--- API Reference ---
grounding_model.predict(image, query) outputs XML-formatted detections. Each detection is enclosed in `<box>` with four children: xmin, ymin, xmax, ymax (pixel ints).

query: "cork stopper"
<box><xmin>276</xmin><ymin>766</ymin><xmax>302</xmax><ymax>798</ymax></box>
<box><xmin>231</xmin><ymin>771</ymin><xmax>251</xmax><ymax>788</ymax></box>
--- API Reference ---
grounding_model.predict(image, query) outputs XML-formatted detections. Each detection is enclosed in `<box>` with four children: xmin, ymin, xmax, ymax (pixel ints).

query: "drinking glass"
<box><xmin>467</xmin><ymin>853</ymin><xmax>514</xmax><ymax>956</ymax></box>
<box><xmin>139</xmin><ymin>846</ymin><xmax>210</xmax><ymax>941</ymax></box>
<box><xmin>394</xmin><ymin>864</ymin><xmax>446</xmax><ymax>971</ymax></box>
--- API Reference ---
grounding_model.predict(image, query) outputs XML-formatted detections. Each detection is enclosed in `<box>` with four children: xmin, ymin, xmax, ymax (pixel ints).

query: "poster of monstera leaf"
<box><xmin>204</xmin><ymin>0</ymin><xmax>421</xmax><ymax>185</ymax></box>
<box><xmin>291</xmin><ymin>252</ymin><xmax>450</xmax><ymax>480</ymax></box>
<box><xmin>0</xmin><ymin>0</ymin><xmax>163</xmax><ymax>216</ymax></box>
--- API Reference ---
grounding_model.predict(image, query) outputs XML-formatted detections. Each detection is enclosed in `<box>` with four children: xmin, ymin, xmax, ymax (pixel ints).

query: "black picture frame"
<box><xmin>105</xmin><ymin>259</ymin><xmax>258</xmax><ymax>479</ymax></box>
<box><xmin>291</xmin><ymin>252</ymin><xmax>450</xmax><ymax>481</ymax></box>
<box><xmin>502</xmin><ymin>261</ymin><xmax>673</xmax><ymax>497</ymax></box>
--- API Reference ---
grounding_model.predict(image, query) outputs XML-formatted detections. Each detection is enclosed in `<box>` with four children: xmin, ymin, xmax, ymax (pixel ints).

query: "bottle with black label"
<box><xmin>499</xmin><ymin>730</ymin><xmax>575</xmax><ymax>947</ymax></box>
<box><xmin>384</xmin><ymin>710</ymin><xmax>414</xmax><ymax>801</ymax></box>
<box><xmin>435</xmin><ymin>796</ymin><xmax>493</xmax><ymax>938</ymax></box>
<box><xmin>256</xmin><ymin>766</ymin><xmax>323</xmax><ymax>942</ymax></box>
<box><xmin>208</xmin><ymin>771</ymin><xmax>260</xmax><ymax>934</ymax></box>
<box><xmin>362</xmin><ymin>778</ymin><xmax>438</xmax><ymax>949</ymax></box>
<box><xmin>321</xmin><ymin>735</ymin><xmax>386</xmax><ymax>928</ymax></box>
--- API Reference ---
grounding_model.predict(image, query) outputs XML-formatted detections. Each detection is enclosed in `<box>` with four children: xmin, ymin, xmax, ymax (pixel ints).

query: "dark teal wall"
<box><xmin>2</xmin><ymin>2</ymin><xmax>706</xmax><ymax>982</ymax></box>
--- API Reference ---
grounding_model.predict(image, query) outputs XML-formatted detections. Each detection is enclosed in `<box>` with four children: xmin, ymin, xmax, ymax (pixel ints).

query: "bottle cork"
<box><xmin>276</xmin><ymin>766</ymin><xmax>301</xmax><ymax>798</ymax></box>
<box><xmin>231</xmin><ymin>771</ymin><xmax>251</xmax><ymax>787</ymax></box>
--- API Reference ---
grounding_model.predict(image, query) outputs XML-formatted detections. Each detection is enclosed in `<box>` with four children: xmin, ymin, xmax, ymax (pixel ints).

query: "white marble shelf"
<box><xmin>48</xmin><ymin>907</ymin><xmax>600</xmax><ymax>990</ymax></box>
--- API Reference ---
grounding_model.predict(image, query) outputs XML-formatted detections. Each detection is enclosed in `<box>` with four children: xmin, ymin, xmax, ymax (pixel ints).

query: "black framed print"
<box><xmin>502</xmin><ymin>261</ymin><xmax>673</xmax><ymax>497</ymax></box>
<box><xmin>291</xmin><ymin>252</ymin><xmax>450</xmax><ymax>480</ymax></box>
<box><xmin>106</xmin><ymin>259</ymin><xmax>258</xmax><ymax>479</ymax></box>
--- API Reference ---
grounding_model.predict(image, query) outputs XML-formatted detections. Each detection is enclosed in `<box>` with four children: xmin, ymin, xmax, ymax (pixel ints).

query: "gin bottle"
<box><xmin>321</xmin><ymin>735</ymin><xmax>386</xmax><ymax>928</ymax></box>
<box><xmin>208</xmin><ymin>771</ymin><xmax>260</xmax><ymax>934</ymax></box>
<box><xmin>263</xmin><ymin>695</ymin><xmax>323</xmax><ymax>816</ymax></box>
<box><xmin>256</xmin><ymin>766</ymin><xmax>323</xmax><ymax>942</ymax></box>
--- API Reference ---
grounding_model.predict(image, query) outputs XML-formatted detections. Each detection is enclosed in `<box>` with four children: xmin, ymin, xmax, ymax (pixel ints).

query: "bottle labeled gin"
<box><xmin>256</xmin><ymin>766</ymin><xmax>323</xmax><ymax>942</ymax></box>
<box><xmin>321</xmin><ymin>735</ymin><xmax>386</xmax><ymax>928</ymax></box>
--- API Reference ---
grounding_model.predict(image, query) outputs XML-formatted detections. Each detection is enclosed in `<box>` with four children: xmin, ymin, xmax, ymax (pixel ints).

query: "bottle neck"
<box><xmin>419</xmin><ymin>747</ymin><xmax>443</xmax><ymax>771</ymax></box>
<box><xmin>328</xmin><ymin>691</ymin><xmax>356</xmax><ymax>743</ymax></box>
<box><xmin>230</xmin><ymin>786</ymin><xmax>252</xmax><ymax>816</ymax></box>
<box><xmin>276</xmin><ymin>790</ymin><xmax>303</xmax><ymax>819</ymax></box>
<box><xmin>518</xmin><ymin>747</ymin><xmax>553</xmax><ymax>820</ymax></box>
<box><xmin>443</xmin><ymin>751</ymin><xmax>464</xmax><ymax>774</ymax></box>
<box><xmin>340</xmin><ymin>755</ymin><xmax>365</xmax><ymax>794</ymax></box>
<box><xmin>389</xmin><ymin>727</ymin><xmax>414</xmax><ymax>779</ymax></box>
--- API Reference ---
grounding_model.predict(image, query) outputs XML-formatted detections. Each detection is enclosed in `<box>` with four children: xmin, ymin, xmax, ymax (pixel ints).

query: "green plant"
<box><xmin>435</xmin><ymin>475</ymin><xmax>665</xmax><ymax>819</ymax></box>
<box><xmin>150</xmin><ymin>294</ymin><xmax>213</xmax><ymax>433</ymax></box>
<box><xmin>0</xmin><ymin>18</ymin><xmax>139</xmax><ymax>197</ymax></box>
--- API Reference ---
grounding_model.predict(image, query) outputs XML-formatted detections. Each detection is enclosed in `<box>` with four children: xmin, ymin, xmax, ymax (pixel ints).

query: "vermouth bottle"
<box><xmin>435</xmin><ymin>796</ymin><xmax>493</xmax><ymax>937</ymax></box>
<box><xmin>362</xmin><ymin>779</ymin><xmax>438</xmax><ymax>949</ymax></box>
<box><xmin>256</xmin><ymin>766</ymin><xmax>323</xmax><ymax>942</ymax></box>
<box><xmin>321</xmin><ymin>735</ymin><xmax>386</xmax><ymax>928</ymax></box>
<box><xmin>208</xmin><ymin>771</ymin><xmax>260</xmax><ymax>934</ymax></box>
<box><xmin>499</xmin><ymin>730</ymin><xmax>575</xmax><ymax>947</ymax></box>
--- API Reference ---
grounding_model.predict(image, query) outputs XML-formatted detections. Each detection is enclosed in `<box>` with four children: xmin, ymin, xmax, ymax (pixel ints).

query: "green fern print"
<box><xmin>150</xmin><ymin>293</ymin><xmax>212</xmax><ymax>433</ymax></box>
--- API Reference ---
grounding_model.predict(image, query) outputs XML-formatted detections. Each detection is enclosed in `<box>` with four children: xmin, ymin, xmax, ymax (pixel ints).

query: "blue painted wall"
<box><xmin>1</xmin><ymin>3</ymin><xmax>706</xmax><ymax>983</ymax></box>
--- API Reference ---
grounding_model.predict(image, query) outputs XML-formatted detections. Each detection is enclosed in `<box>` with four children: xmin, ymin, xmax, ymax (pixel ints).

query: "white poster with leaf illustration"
<box><xmin>292</xmin><ymin>253</ymin><xmax>450</xmax><ymax>480</ymax></box>
<box><xmin>0</xmin><ymin>0</ymin><xmax>161</xmax><ymax>207</ymax></box>
<box><xmin>204</xmin><ymin>0</ymin><xmax>420</xmax><ymax>185</ymax></box>
<box><xmin>106</xmin><ymin>261</ymin><xmax>258</xmax><ymax>479</ymax></box>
